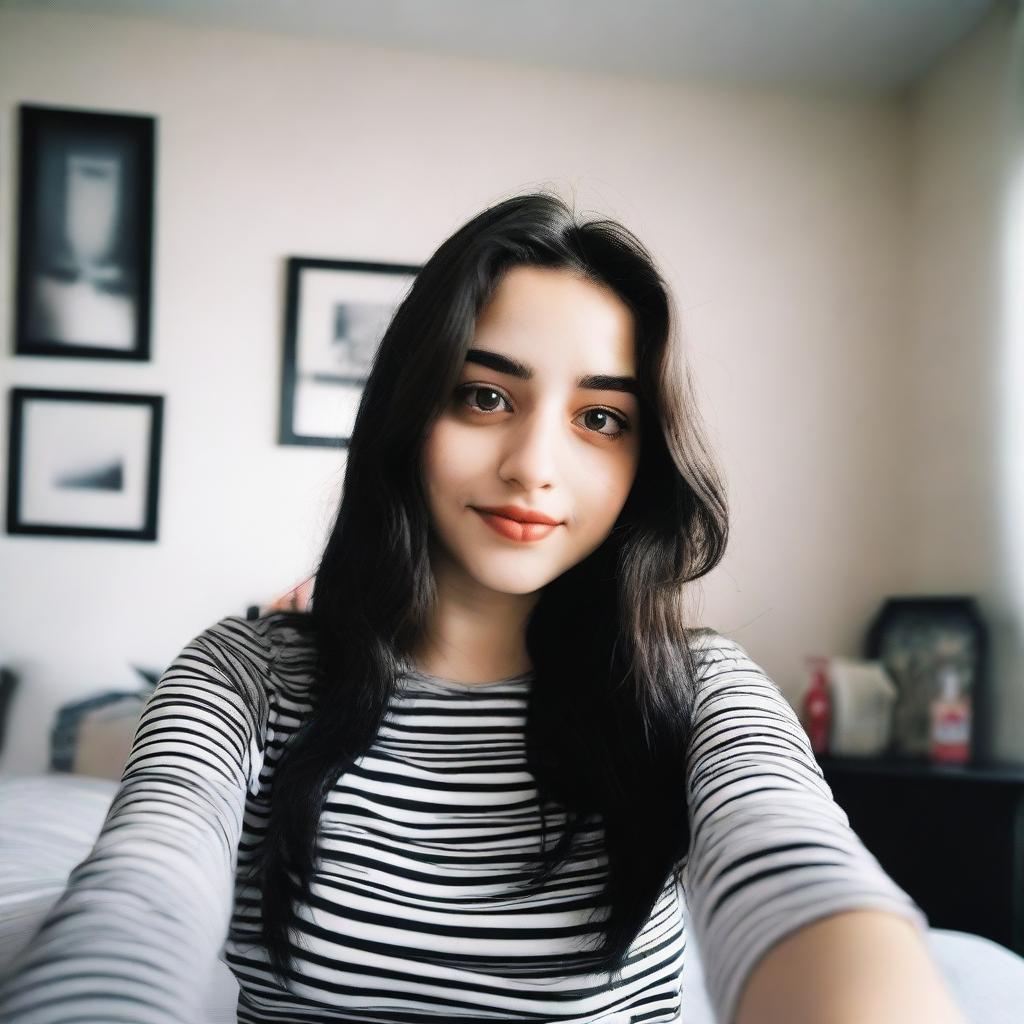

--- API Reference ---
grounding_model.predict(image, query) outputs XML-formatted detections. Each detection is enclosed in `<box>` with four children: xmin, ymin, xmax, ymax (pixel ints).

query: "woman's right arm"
<box><xmin>0</xmin><ymin>616</ymin><xmax>270</xmax><ymax>1024</ymax></box>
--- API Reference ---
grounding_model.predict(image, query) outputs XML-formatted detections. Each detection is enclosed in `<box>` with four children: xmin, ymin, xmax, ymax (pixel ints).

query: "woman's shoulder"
<box><xmin>185</xmin><ymin>609</ymin><xmax>318</xmax><ymax>701</ymax></box>
<box><xmin>684</xmin><ymin>627</ymin><xmax>789</xmax><ymax>721</ymax></box>
<box><xmin>686</xmin><ymin>626</ymin><xmax>759</xmax><ymax>669</ymax></box>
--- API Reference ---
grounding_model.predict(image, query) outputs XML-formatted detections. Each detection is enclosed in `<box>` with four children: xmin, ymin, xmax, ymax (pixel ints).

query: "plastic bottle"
<box><xmin>801</xmin><ymin>657</ymin><xmax>831</xmax><ymax>756</ymax></box>
<box><xmin>929</xmin><ymin>664</ymin><xmax>971</xmax><ymax>764</ymax></box>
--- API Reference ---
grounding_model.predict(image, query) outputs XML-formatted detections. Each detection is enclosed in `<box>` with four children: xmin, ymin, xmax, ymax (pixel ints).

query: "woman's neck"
<box><xmin>411</xmin><ymin>563</ymin><xmax>539</xmax><ymax>685</ymax></box>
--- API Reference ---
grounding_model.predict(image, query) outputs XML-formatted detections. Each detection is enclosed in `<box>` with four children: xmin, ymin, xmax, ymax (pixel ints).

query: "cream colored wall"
<box><xmin>906</xmin><ymin>3</ymin><xmax>1023</xmax><ymax>760</ymax></box>
<box><xmin>0</xmin><ymin>4</ymin><xmax>953</xmax><ymax>774</ymax></box>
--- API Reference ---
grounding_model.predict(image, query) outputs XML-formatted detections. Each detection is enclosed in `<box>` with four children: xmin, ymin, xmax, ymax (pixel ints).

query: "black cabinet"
<box><xmin>817</xmin><ymin>756</ymin><xmax>1024</xmax><ymax>954</ymax></box>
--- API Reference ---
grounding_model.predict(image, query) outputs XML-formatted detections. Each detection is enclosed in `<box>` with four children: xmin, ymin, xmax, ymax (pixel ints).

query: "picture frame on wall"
<box><xmin>864</xmin><ymin>595</ymin><xmax>989</xmax><ymax>762</ymax></box>
<box><xmin>6</xmin><ymin>388</ymin><xmax>164</xmax><ymax>541</ymax></box>
<box><xmin>14</xmin><ymin>104</ymin><xmax>157</xmax><ymax>361</ymax></box>
<box><xmin>279</xmin><ymin>257</ymin><xmax>420</xmax><ymax>447</ymax></box>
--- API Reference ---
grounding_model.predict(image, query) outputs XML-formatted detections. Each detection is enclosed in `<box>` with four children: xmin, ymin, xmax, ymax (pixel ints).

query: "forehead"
<box><xmin>471</xmin><ymin>265</ymin><xmax>637</xmax><ymax>374</ymax></box>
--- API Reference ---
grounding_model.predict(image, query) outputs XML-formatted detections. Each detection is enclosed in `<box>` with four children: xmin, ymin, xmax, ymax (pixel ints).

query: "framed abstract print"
<box><xmin>14</xmin><ymin>104</ymin><xmax>156</xmax><ymax>360</ymax></box>
<box><xmin>6</xmin><ymin>388</ymin><xmax>164</xmax><ymax>541</ymax></box>
<box><xmin>279</xmin><ymin>257</ymin><xmax>420</xmax><ymax>447</ymax></box>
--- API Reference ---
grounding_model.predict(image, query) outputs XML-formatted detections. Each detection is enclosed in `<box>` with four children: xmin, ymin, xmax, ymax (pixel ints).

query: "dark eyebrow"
<box><xmin>464</xmin><ymin>348</ymin><xmax>638</xmax><ymax>396</ymax></box>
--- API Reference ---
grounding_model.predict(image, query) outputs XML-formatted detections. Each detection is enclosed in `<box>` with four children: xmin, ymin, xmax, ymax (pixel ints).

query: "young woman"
<box><xmin>0</xmin><ymin>193</ymin><xmax>963</xmax><ymax>1024</ymax></box>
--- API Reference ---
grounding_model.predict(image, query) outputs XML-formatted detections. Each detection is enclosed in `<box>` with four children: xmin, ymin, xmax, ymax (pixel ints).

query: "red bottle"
<box><xmin>929</xmin><ymin>664</ymin><xmax>971</xmax><ymax>764</ymax></box>
<box><xmin>802</xmin><ymin>658</ymin><xmax>832</xmax><ymax>756</ymax></box>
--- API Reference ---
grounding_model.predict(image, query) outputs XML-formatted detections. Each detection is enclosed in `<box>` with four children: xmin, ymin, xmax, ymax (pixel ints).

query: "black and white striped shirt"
<box><xmin>0</xmin><ymin>612</ymin><xmax>927</xmax><ymax>1023</ymax></box>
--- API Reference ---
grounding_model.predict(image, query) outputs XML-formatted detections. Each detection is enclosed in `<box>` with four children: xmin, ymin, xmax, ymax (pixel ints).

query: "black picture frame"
<box><xmin>865</xmin><ymin>596</ymin><xmax>989</xmax><ymax>762</ymax></box>
<box><xmin>6</xmin><ymin>388</ymin><xmax>163</xmax><ymax>541</ymax></box>
<box><xmin>279</xmin><ymin>257</ymin><xmax>420</xmax><ymax>447</ymax></box>
<box><xmin>14</xmin><ymin>104</ymin><xmax>157</xmax><ymax>361</ymax></box>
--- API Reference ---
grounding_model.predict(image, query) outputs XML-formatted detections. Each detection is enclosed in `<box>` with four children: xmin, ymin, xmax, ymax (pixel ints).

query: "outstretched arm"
<box><xmin>683</xmin><ymin>633</ymin><xmax>964</xmax><ymax>1024</ymax></box>
<box><xmin>735</xmin><ymin>908</ymin><xmax>964</xmax><ymax>1024</ymax></box>
<box><xmin>0</xmin><ymin>617</ymin><xmax>270</xmax><ymax>1024</ymax></box>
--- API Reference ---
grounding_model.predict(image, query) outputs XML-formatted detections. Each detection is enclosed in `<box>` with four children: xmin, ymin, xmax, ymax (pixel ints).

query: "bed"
<box><xmin>1</xmin><ymin>773</ymin><xmax>1023</xmax><ymax>1023</ymax></box>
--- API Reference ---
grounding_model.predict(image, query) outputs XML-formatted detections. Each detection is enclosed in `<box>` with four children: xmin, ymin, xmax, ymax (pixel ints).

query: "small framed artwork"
<box><xmin>279</xmin><ymin>257</ymin><xmax>420</xmax><ymax>447</ymax></box>
<box><xmin>6</xmin><ymin>388</ymin><xmax>163</xmax><ymax>541</ymax></box>
<box><xmin>865</xmin><ymin>596</ymin><xmax>989</xmax><ymax>761</ymax></box>
<box><xmin>14</xmin><ymin>104</ymin><xmax>157</xmax><ymax>360</ymax></box>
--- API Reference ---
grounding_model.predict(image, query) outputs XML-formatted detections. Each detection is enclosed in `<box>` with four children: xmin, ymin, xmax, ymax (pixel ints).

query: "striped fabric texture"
<box><xmin>0</xmin><ymin>613</ymin><xmax>928</xmax><ymax>1023</ymax></box>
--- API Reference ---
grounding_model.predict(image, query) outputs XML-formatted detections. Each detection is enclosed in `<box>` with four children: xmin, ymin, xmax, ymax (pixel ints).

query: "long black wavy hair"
<box><xmin>252</xmin><ymin>190</ymin><xmax>729</xmax><ymax>987</ymax></box>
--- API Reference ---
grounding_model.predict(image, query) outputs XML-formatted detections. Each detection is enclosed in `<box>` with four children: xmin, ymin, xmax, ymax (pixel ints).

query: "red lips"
<box><xmin>472</xmin><ymin>504</ymin><xmax>563</xmax><ymax>525</ymax></box>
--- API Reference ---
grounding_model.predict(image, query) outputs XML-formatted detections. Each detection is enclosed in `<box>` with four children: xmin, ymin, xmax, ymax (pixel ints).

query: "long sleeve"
<box><xmin>0</xmin><ymin>616</ymin><xmax>271</xmax><ymax>1024</ymax></box>
<box><xmin>683</xmin><ymin>633</ymin><xmax>929</xmax><ymax>1024</ymax></box>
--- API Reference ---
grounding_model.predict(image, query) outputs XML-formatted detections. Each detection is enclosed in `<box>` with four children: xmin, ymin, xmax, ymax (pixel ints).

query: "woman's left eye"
<box><xmin>577</xmin><ymin>409</ymin><xmax>630</xmax><ymax>438</ymax></box>
<box><xmin>454</xmin><ymin>384</ymin><xmax>630</xmax><ymax>439</ymax></box>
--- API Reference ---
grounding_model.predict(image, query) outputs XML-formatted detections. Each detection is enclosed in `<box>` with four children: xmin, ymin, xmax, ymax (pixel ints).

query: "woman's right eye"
<box><xmin>455</xmin><ymin>384</ymin><xmax>510</xmax><ymax>415</ymax></box>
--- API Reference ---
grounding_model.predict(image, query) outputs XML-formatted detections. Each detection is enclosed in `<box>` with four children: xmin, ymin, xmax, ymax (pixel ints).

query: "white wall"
<box><xmin>0</xmin><ymin>4</ymin><xmax>992</xmax><ymax>774</ymax></box>
<box><xmin>906</xmin><ymin>3</ymin><xmax>1023</xmax><ymax>761</ymax></box>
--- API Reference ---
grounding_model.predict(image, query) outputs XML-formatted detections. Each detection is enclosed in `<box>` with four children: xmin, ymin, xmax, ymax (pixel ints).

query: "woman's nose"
<box><xmin>497</xmin><ymin>407</ymin><xmax>562</xmax><ymax>491</ymax></box>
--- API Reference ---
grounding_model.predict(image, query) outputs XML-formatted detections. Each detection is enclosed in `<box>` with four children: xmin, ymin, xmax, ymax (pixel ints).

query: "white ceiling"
<box><xmin>2</xmin><ymin>0</ymin><xmax>1003</xmax><ymax>94</ymax></box>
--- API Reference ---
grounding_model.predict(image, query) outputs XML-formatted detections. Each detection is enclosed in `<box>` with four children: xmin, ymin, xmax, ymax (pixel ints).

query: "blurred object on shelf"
<box><xmin>0</xmin><ymin>668</ymin><xmax>20</xmax><ymax>758</ymax></box>
<box><xmin>50</xmin><ymin>689</ymin><xmax>147</xmax><ymax>778</ymax></box>
<box><xmin>865</xmin><ymin>597</ymin><xmax>987</xmax><ymax>761</ymax></box>
<box><xmin>800</xmin><ymin>656</ymin><xmax>832</xmax><ymax>756</ymax></box>
<box><xmin>930</xmin><ymin>658</ymin><xmax>972</xmax><ymax>764</ymax></box>
<box><xmin>827</xmin><ymin>657</ymin><xmax>897</xmax><ymax>757</ymax></box>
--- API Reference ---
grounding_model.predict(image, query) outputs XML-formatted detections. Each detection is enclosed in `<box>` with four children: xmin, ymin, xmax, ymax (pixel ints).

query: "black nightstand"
<box><xmin>817</xmin><ymin>755</ymin><xmax>1024</xmax><ymax>954</ymax></box>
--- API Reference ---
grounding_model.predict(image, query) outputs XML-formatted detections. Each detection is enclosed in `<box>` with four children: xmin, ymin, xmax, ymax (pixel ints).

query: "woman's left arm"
<box><xmin>683</xmin><ymin>633</ymin><xmax>966</xmax><ymax>1024</ymax></box>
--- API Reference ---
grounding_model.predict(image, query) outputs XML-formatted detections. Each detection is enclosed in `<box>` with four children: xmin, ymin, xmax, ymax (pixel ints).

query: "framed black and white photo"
<box><xmin>6</xmin><ymin>388</ymin><xmax>163</xmax><ymax>541</ymax></box>
<box><xmin>864</xmin><ymin>596</ymin><xmax>989</xmax><ymax>761</ymax></box>
<box><xmin>15</xmin><ymin>104</ymin><xmax>156</xmax><ymax>360</ymax></box>
<box><xmin>279</xmin><ymin>257</ymin><xmax>420</xmax><ymax>447</ymax></box>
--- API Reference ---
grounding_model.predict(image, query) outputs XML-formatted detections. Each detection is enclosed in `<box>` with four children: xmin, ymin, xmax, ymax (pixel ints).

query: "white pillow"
<box><xmin>0</xmin><ymin>774</ymin><xmax>117</xmax><ymax>973</ymax></box>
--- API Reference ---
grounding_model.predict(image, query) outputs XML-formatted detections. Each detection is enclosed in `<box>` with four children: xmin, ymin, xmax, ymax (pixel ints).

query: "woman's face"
<box><xmin>421</xmin><ymin>264</ymin><xmax>642</xmax><ymax>599</ymax></box>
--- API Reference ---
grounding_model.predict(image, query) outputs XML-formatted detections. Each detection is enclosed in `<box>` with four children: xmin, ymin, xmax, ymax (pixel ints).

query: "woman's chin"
<box><xmin>467</xmin><ymin>564</ymin><xmax>556</xmax><ymax>598</ymax></box>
